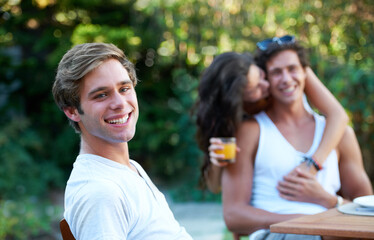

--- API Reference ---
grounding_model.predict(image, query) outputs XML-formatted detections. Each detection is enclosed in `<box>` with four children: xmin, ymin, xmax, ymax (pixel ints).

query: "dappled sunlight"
<box><xmin>1</xmin><ymin>0</ymin><xmax>373</xmax><ymax>238</ymax></box>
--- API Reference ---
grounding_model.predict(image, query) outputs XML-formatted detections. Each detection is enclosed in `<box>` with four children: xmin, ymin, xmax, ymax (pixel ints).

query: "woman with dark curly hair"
<box><xmin>195</xmin><ymin>48</ymin><xmax>348</xmax><ymax>194</ymax></box>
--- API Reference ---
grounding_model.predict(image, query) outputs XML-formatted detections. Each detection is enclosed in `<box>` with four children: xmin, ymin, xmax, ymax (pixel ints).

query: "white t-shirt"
<box><xmin>64</xmin><ymin>154</ymin><xmax>192</xmax><ymax>240</ymax></box>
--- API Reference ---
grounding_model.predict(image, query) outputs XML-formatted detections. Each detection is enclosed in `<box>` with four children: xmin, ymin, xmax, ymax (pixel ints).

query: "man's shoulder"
<box><xmin>240</xmin><ymin>116</ymin><xmax>260</xmax><ymax>130</ymax></box>
<box><xmin>67</xmin><ymin>176</ymin><xmax>124</xmax><ymax>201</ymax></box>
<box><xmin>67</xmin><ymin>164</ymin><xmax>129</xmax><ymax>200</ymax></box>
<box><xmin>237</xmin><ymin>117</ymin><xmax>260</xmax><ymax>143</ymax></box>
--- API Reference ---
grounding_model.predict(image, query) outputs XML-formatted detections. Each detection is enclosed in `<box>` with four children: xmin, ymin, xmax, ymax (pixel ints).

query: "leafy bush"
<box><xmin>0</xmin><ymin>118</ymin><xmax>62</xmax><ymax>200</ymax></box>
<box><xmin>0</xmin><ymin>198</ymin><xmax>62</xmax><ymax>240</ymax></box>
<box><xmin>0</xmin><ymin>2</ymin><xmax>373</xmax><ymax>236</ymax></box>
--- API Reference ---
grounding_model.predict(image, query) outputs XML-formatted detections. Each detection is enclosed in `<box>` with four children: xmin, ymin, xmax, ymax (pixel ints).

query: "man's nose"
<box><xmin>281</xmin><ymin>70</ymin><xmax>292</xmax><ymax>83</ymax></box>
<box><xmin>110</xmin><ymin>91</ymin><xmax>126</xmax><ymax>109</ymax></box>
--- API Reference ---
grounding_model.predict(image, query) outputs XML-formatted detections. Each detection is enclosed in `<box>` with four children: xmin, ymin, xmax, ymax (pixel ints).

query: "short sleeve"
<box><xmin>66</xmin><ymin>180</ymin><xmax>131</xmax><ymax>240</ymax></box>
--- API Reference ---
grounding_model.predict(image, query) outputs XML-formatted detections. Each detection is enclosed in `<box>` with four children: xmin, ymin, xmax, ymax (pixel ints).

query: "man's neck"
<box><xmin>267</xmin><ymin>99</ymin><xmax>311</xmax><ymax>124</ymax></box>
<box><xmin>243</xmin><ymin>98</ymin><xmax>271</xmax><ymax>115</ymax></box>
<box><xmin>266</xmin><ymin>98</ymin><xmax>316</xmax><ymax>153</ymax></box>
<box><xmin>79</xmin><ymin>135</ymin><xmax>132</xmax><ymax>168</ymax></box>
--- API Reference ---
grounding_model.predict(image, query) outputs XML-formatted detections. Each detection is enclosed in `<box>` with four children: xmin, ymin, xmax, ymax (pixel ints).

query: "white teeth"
<box><xmin>282</xmin><ymin>86</ymin><xmax>295</xmax><ymax>93</ymax></box>
<box><xmin>107</xmin><ymin>115</ymin><xmax>129</xmax><ymax>124</ymax></box>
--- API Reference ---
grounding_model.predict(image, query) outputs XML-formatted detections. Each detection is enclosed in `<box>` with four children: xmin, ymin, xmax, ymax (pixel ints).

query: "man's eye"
<box><xmin>120</xmin><ymin>87</ymin><xmax>130</xmax><ymax>93</ymax></box>
<box><xmin>270</xmin><ymin>70</ymin><xmax>281</xmax><ymax>76</ymax></box>
<box><xmin>95</xmin><ymin>93</ymin><xmax>107</xmax><ymax>99</ymax></box>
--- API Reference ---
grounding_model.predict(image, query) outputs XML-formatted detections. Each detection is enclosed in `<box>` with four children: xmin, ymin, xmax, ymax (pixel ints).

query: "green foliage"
<box><xmin>0</xmin><ymin>198</ymin><xmax>62</xmax><ymax>239</ymax></box>
<box><xmin>223</xmin><ymin>229</ymin><xmax>249</xmax><ymax>240</ymax></box>
<box><xmin>0</xmin><ymin>117</ymin><xmax>62</xmax><ymax>199</ymax></box>
<box><xmin>168</xmin><ymin>180</ymin><xmax>222</xmax><ymax>202</ymax></box>
<box><xmin>1</xmin><ymin>0</ymin><xmax>374</xmax><ymax>237</ymax></box>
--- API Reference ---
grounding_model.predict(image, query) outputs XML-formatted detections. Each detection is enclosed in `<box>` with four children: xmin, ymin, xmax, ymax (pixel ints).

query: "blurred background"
<box><xmin>0</xmin><ymin>0</ymin><xmax>373</xmax><ymax>239</ymax></box>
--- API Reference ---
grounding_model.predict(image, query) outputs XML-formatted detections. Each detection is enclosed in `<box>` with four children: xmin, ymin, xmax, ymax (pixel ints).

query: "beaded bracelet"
<box><xmin>303</xmin><ymin>156</ymin><xmax>323</xmax><ymax>171</ymax></box>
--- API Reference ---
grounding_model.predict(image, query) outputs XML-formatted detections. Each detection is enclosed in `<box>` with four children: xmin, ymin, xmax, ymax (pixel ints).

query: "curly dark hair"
<box><xmin>255</xmin><ymin>40</ymin><xmax>310</xmax><ymax>73</ymax></box>
<box><xmin>194</xmin><ymin>52</ymin><xmax>255</xmax><ymax>187</ymax></box>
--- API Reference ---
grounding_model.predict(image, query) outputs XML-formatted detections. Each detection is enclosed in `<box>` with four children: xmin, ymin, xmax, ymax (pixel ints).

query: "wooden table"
<box><xmin>270</xmin><ymin>207</ymin><xmax>374</xmax><ymax>239</ymax></box>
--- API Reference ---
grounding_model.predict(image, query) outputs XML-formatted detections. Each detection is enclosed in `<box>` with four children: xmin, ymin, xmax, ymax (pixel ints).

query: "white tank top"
<box><xmin>251</xmin><ymin>111</ymin><xmax>341</xmax><ymax>214</ymax></box>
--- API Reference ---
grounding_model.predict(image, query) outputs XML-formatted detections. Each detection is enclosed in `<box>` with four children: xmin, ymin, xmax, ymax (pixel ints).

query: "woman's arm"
<box><xmin>205</xmin><ymin>137</ymin><xmax>242</xmax><ymax>193</ymax></box>
<box><xmin>204</xmin><ymin>138</ymin><xmax>229</xmax><ymax>193</ymax></box>
<box><xmin>304</xmin><ymin>67</ymin><xmax>349</xmax><ymax>165</ymax></box>
<box><xmin>204</xmin><ymin>164</ymin><xmax>223</xmax><ymax>194</ymax></box>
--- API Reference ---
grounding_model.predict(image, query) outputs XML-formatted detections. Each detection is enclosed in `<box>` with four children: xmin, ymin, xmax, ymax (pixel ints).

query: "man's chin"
<box><xmin>122</xmin><ymin>131</ymin><xmax>136</xmax><ymax>143</ymax></box>
<box><xmin>108</xmin><ymin>131</ymin><xmax>136</xmax><ymax>143</ymax></box>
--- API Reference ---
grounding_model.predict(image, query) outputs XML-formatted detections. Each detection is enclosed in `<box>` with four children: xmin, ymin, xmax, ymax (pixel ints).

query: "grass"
<box><xmin>222</xmin><ymin>228</ymin><xmax>250</xmax><ymax>240</ymax></box>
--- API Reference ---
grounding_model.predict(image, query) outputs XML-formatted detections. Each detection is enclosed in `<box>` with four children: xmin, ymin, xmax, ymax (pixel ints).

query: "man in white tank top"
<box><xmin>221</xmin><ymin>37</ymin><xmax>373</xmax><ymax>240</ymax></box>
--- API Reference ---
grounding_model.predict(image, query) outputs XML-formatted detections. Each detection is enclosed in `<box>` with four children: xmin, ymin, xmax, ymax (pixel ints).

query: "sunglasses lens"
<box><xmin>257</xmin><ymin>39</ymin><xmax>273</xmax><ymax>51</ymax></box>
<box><xmin>279</xmin><ymin>35</ymin><xmax>294</xmax><ymax>43</ymax></box>
<box><xmin>257</xmin><ymin>35</ymin><xmax>295</xmax><ymax>50</ymax></box>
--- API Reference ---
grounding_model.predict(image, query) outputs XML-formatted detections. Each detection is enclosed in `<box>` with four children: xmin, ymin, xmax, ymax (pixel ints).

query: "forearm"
<box><xmin>223</xmin><ymin>203</ymin><xmax>303</xmax><ymax>234</ymax></box>
<box><xmin>205</xmin><ymin>164</ymin><xmax>223</xmax><ymax>194</ymax></box>
<box><xmin>319</xmin><ymin>192</ymin><xmax>341</xmax><ymax>209</ymax></box>
<box><xmin>312</xmin><ymin>112</ymin><xmax>348</xmax><ymax>164</ymax></box>
<box><xmin>304</xmin><ymin>67</ymin><xmax>348</xmax><ymax>164</ymax></box>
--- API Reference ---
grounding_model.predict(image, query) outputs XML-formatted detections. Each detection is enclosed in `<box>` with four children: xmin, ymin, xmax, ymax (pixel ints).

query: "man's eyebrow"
<box><xmin>118</xmin><ymin>79</ymin><xmax>133</xmax><ymax>85</ymax></box>
<box><xmin>288</xmin><ymin>64</ymin><xmax>299</xmax><ymax>68</ymax></box>
<box><xmin>88</xmin><ymin>87</ymin><xmax>108</xmax><ymax>97</ymax></box>
<box><xmin>268</xmin><ymin>67</ymin><xmax>280</xmax><ymax>72</ymax></box>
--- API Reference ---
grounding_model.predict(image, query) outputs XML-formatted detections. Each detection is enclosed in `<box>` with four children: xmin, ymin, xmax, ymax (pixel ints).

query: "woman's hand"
<box><xmin>209</xmin><ymin>138</ymin><xmax>229</xmax><ymax>167</ymax></box>
<box><xmin>208</xmin><ymin>137</ymin><xmax>240</xmax><ymax>167</ymax></box>
<box><xmin>287</xmin><ymin>160</ymin><xmax>318</xmax><ymax>176</ymax></box>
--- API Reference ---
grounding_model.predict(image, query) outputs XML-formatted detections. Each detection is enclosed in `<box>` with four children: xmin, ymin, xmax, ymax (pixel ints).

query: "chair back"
<box><xmin>60</xmin><ymin>218</ymin><xmax>76</xmax><ymax>240</ymax></box>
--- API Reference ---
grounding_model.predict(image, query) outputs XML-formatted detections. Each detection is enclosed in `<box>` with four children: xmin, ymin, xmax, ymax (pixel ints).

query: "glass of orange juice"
<box><xmin>214</xmin><ymin>137</ymin><xmax>236</xmax><ymax>163</ymax></box>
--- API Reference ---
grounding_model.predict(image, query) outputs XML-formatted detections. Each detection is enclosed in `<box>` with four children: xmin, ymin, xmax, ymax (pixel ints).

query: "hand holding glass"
<box><xmin>212</xmin><ymin>137</ymin><xmax>236</xmax><ymax>163</ymax></box>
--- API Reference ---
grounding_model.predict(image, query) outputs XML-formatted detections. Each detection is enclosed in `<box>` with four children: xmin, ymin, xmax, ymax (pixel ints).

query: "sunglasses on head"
<box><xmin>256</xmin><ymin>35</ymin><xmax>295</xmax><ymax>51</ymax></box>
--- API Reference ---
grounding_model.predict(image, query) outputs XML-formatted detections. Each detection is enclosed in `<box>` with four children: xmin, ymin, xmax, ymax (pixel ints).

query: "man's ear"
<box><xmin>63</xmin><ymin>106</ymin><xmax>81</xmax><ymax>122</ymax></box>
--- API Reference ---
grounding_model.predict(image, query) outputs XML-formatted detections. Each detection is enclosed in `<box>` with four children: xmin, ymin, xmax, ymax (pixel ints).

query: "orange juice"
<box><xmin>214</xmin><ymin>138</ymin><xmax>236</xmax><ymax>163</ymax></box>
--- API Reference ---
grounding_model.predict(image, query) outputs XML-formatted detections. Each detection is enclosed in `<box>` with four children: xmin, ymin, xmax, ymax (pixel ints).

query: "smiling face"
<box><xmin>64</xmin><ymin>58</ymin><xmax>139</xmax><ymax>146</ymax></box>
<box><xmin>266</xmin><ymin>50</ymin><xmax>306</xmax><ymax>105</ymax></box>
<box><xmin>242</xmin><ymin>64</ymin><xmax>269</xmax><ymax>103</ymax></box>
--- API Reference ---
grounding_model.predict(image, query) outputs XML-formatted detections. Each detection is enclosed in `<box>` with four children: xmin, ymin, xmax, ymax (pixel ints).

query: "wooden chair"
<box><xmin>60</xmin><ymin>218</ymin><xmax>75</xmax><ymax>240</ymax></box>
<box><xmin>233</xmin><ymin>232</ymin><xmax>246</xmax><ymax>240</ymax></box>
